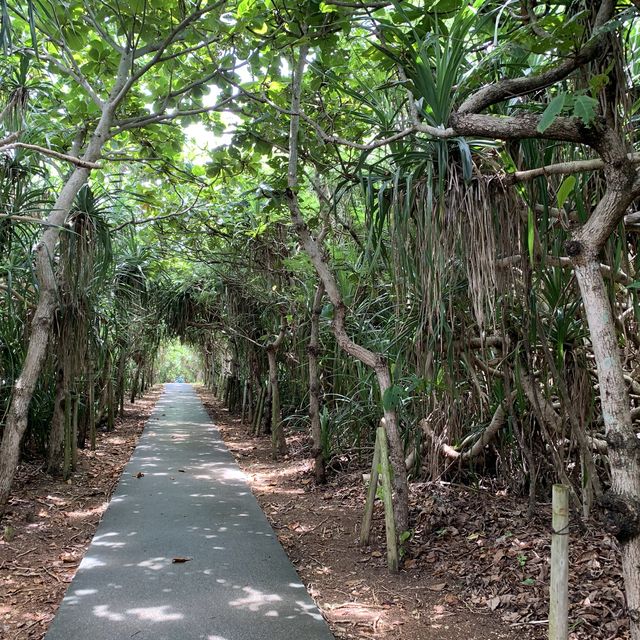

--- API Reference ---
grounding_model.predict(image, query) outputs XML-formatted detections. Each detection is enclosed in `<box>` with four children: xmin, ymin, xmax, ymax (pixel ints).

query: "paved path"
<box><xmin>45</xmin><ymin>384</ymin><xmax>335</xmax><ymax>640</ymax></box>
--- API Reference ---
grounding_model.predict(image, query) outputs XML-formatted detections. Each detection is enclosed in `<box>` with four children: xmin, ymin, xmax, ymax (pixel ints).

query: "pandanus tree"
<box><xmin>217</xmin><ymin>0</ymin><xmax>640</xmax><ymax>630</ymax></box>
<box><xmin>0</xmin><ymin>0</ymin><xmax>240</xmax><ymax>513</ymax></box>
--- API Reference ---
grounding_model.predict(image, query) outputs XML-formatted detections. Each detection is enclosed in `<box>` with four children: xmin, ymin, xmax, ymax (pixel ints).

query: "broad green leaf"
<box><xmin>537</xmin><ymin>93</ymin><xmax>566</xmax><ymax>133</ymax></box>
<box><xmin>573</xmin><ymin>95</ymin><xmax>598</xmax><ymax>126</ymax></box>
<box><xmin>557</xmin><ymin>176</ymin><xmax>576</xmax><ymax>209</ymax></box>
<box><xmin>382</xmin><ymin>384</ymin><xmax>403</xmax><ymax>411</ymax></box>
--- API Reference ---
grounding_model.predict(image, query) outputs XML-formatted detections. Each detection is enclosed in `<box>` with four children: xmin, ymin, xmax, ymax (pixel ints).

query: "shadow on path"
<box><xmin>45</xmin><ymin>383</ymin><xmax>336</xmax><ymax>640</ymax></box>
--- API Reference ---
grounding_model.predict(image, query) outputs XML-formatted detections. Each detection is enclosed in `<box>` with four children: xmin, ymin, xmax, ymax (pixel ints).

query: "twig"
<box><xmin>43</xmin><ymin>566</ymin><xmax>61</xmax><ymax>582</ymax></box>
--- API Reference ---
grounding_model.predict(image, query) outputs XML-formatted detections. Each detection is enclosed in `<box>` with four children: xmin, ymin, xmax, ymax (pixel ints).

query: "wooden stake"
<box><xmin>359</xmin><ymin>424</ymin><xmax>399</xmax><ymax>571</ymax></box>
<box><xmin>549</xmin><ymin>484</ymin><xmax>569</xmax><ymax>640</ymax></box>
<box><xmin>359</xmin><ymin>430</ymin><xmax>381</xmax><ymax>546</ymax></box>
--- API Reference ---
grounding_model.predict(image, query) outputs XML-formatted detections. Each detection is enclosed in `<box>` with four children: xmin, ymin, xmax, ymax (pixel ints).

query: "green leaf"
<box><xmin>573</xmin><ymin>95</ymin><xmax>598</xmax><ymax>126</ymax></box>
<box><xmin>556</xmin><ymin>176</ymin><xmax>576</xmax><ymax>209</ymax></box>
<box><xmin>537</xmin><ymin>94</ymin><xmax>566</xmax><ymax>133</ymax></box>
<box><xmin>382</xmin><ymin>384</ymin><xmax>403</xmax><ymax>411</ymax></box>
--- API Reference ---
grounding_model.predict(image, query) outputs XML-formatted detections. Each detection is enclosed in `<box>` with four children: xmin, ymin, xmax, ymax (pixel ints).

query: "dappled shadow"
<box><xmin>44</xmin><ymin>384</ymin><xmax>334</xmax><ymax>640</ymax></box>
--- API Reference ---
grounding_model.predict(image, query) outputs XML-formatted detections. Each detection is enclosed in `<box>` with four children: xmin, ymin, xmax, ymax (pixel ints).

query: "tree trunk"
<box><xmin>116</xmin><ymin>348</ymin><xmax>127</xmax><ymax>417</ymax></box>
<box><xmin>574</xmin><ymin>257</ymin><xmax>640</xmax><ymax>637</ymax></box>
<box><xmin>130</xmin><ymin>362</ymin><xmax>142</xmax><ymax>404</ymax></box>
<box><xmin>0</xmin><ymin>51</ymin><xmax>132</xmax><ymax>515</ymax></box>
<box><xmin>268</xmin><ymin>346</ymin><xmax>287</xmax><ymax>458</ymax></box>
<box><xmin>309</xmin><ymin>282</ymin><xmax>326</xmax><ymax>483</ymax></box>
<box><xmin>47</xmin><ymin>368</ymin><xmax>66</xmax><ymax>475</ymax></box>
<box><xmin>568</xmin><ymin>147</ymin><xmax>640</xmax><ymax>638</ymax></box>
<box><xmin>282</xmin><ymin>42</ymin><xmax>409</xmax><ymax>533</ymax></box>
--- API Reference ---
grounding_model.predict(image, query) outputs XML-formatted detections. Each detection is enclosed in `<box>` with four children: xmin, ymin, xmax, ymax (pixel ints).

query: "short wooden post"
<box><xmin>359</xmin><ymin>430</ymin><xmax>381</xmax><ymax>546</ymax></box>
<box><xmin>549</xmin><ymin>484</ymin><xmax>569</xmax><ymax>640</ymax></box>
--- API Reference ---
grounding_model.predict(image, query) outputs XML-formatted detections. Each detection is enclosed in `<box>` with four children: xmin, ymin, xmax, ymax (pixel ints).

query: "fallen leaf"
<box><xmin>426</xmin><ymin>583</ymin><xmax>447</xmax><ymax>592</ymax></box>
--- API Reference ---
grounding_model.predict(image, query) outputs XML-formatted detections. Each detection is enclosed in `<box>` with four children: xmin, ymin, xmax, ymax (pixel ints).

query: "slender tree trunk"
<box><xmin>130</xmin><ymin>362</ymin><xmax>142</xmax><ymax>403</ymax></box>
<box><xmin>283</xmin><ymin>43</ymin><xmax>409</xmax><ymax>533</ymax></box>
<box><xmin>309</xmin><ymin>282</ymin><xmax>326</xmax><ymax>483</ymax></box>
<box><xmin>89</xmin><ymin>365</ymin><xmax>96</xmax><ymax>451</ymax></box>
<box><xmin>268</xmin><ymin>317</ymin><xmax>287</xmax><ymax>458</ymax></box>
<box><xmin>116</xmin><ymin>348</ymin><xmax>127</xmax><ymax>417</ymax></box>
<box><xmin>47</xmin><ymin>368</ymin><xmax>66</xmax><ymax>475</ymax></box>
<box><xmin>0</xmin><ymin>52</ymin><xmax>132</xmax><ymax>514</ymax></box>
<box><xmin>71</xmin><ymin>391</ymin><xmax>79</xmax><ymax>470</ymax></box>
<box><xmin>568</xmin><ymin>149</ymin><xmax>640</xmax><ymax>638</ymax></box>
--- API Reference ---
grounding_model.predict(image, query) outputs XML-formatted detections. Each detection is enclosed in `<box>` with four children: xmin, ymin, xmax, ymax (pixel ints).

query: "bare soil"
<box><xmin>0</xmin><ymin>387</ymin><xmax>161</xmax><ymax>640</ymax></box>
<box><xmin>196</xmin><ymin>388</ymin><xmax>628</xmax><ymax>640</ymax></box>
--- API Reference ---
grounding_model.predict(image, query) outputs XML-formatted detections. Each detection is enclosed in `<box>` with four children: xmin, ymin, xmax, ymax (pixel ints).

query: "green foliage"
<box><xmin>156</xmin><ymin>340</ymin><xmax>203</xmax><ymax>383</ymax></box>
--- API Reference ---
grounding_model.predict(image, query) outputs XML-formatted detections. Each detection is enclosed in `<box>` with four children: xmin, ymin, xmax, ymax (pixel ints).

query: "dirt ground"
<box><xmin>1</xmin><ymin>385</ymin><xmax>629</xmax><ymax>640</ymax></box>
<box><xmin>196</xmin><ymin>388</ymin><xmax>628</xmax><ymax>640</ymax></box>
<box><xmin>0</xmin><ymin>387</ymin><xmax>161</xmax><ymax>640</ymax></box>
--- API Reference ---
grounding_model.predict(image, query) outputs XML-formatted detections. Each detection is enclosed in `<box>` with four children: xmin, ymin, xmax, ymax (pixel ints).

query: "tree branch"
<box><xmin>458</xmin><ymin>0</ymin><xmax>617</xmax><ymax>113</ymax></box>
<box><xmin>41</xmin><ymin>52</ymin><xmax>104</xmax><ymax>109</ymax></box>
<box><xmin>1</xmin><ymin>142</ymin><xmax>101</xmax><ymax>169</ymax></box>
<box><xmin>496</xmin><ymin>253</ymin><xmax>633</xmax><ymax>286</ymax></box>
<box><xmin>110</xmin><ymin>96</ymin><xmax>235</xmax><ymax>136</ymax></box>
<box><xmin>512</xmin><ymin>153</ymin><xmax>640</xmax><ymax>182</ymax></box>
<box><xmin>118</xmin><ymin>1</ymin><xmax>227</xmax><ymax>104</ymax></box>
<box><xmin>449</xmin><ymin>112</ymin><xmax>588</xmax><ymax>144</ymax></box>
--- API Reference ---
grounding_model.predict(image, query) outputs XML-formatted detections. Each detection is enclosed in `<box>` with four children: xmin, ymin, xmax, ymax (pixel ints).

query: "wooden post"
<box><xmin>359</xmin><ymin>430</ymin><xmax>381</xmax><ymax>546</ymax></box>
<box><xmin>549</xmin><ymin>484</ymin><xmax>569</xmax><ymax>640</ymax></box>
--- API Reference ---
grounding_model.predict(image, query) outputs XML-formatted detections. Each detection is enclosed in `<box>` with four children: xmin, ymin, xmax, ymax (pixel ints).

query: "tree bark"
<box><xmin>574</xmin><ymin>257</ymin><xmax>640</xmax><ymax>636</ymax></box>
<box><xmin>47</xmin><ymin>368</ymin><xmax>66</xmax><ymax>475</ymax></box>
<box><xmin>309</xmin><ymin>282</ymin><xmax>326</xmax><ymax>483</ymax></box>
<box><xmin>268</xmin><ymin>317</ymin><xmax>287</xmax><ymax>458</ymax></box>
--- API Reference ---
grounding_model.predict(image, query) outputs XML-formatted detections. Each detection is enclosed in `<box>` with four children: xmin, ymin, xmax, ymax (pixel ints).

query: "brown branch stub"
<box><xmin>599</xmin><ymin>491</ymin><xmax>640</xmax><ymax>543</ymax></box>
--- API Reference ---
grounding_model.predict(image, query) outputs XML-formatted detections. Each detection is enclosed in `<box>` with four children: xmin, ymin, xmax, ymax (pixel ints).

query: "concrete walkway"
<box><xmin>45</xmin><ymin>384</ymin><xmax>335</xmax><ymax>640</ymax></box>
